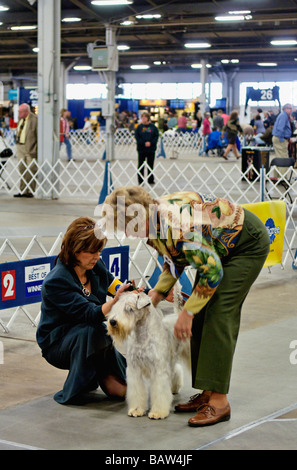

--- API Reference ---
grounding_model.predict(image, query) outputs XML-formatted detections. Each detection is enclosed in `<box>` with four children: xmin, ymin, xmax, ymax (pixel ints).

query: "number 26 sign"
<box><xmin>2</xmin><ymin>270</ymin><xmax>16</xmax><ymax>301</ymax></box>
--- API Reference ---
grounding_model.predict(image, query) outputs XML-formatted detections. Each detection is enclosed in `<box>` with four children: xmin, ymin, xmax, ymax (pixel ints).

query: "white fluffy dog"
<box><xmin>107</xmin><ymin>287</ymin><xmax>190</xmax><ymax>419</ymax></box>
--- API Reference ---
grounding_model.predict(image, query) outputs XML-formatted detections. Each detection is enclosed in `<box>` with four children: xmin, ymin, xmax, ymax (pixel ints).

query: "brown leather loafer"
<box><xmin>175</xmin><ymin>390</ymin><xmax>212</xmax><ymax>413</ymax></box>
<box><xmin>188</xmin><ymin>403</ymin><xmax>231</xmax><ymax>427</ymax></box>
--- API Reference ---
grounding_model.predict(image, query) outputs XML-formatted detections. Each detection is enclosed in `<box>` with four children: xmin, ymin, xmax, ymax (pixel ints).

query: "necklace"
<box><xmin>80</xmin><ymin>274</ymin><xmax>91</xmax><ymax>297</ymax></box>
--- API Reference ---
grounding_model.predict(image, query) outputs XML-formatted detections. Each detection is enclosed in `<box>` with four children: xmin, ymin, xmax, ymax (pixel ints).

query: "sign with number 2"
<box><xmin>2</xmin><ymin>270</ymin><xmax>15</xmax><ymax>301</ymax></box>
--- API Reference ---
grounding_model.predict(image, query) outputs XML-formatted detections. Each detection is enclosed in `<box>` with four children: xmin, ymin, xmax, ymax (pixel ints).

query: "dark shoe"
<box><xmin>13</xmin><ymin>193</ymin><xmax>25</xmax><ymax>198</ymax></box>
<box><xmin>188</xmin><ymin>403</ymin><xmax>231</xmax><ymax>427</ymax></box>
<box><xmin>175</xmin><ymin>390</ymin><xmax>212</xmax><ymax>413</ymax></box>
<box><xmin>24</xmin><ymin>193</ymin><xmax>34</xmax><ymax>198</ymax></box>
<box><xmin>223</xmin><ymin>154</ymin><xmax>229</xmax><ymax>160</ymax></box>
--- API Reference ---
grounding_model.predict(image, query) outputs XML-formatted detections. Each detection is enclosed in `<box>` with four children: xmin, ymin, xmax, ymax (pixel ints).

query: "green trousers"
<box><xmin>191</xmin><ymin>208</ymin><xmax>270</xmax><ymax>394</ymax></box>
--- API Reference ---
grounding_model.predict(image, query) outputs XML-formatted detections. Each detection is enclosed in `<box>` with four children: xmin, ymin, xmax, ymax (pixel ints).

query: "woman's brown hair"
<box><xmin>58</xmin><ymin>216</ymin><xmax>107</xmax><ymax>267</ymax></box>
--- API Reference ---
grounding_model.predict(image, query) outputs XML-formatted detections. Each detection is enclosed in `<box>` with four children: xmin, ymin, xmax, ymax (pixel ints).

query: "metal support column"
<box><xmin>104</xmin><ymin>26</ymin><xmax>117</xmax><ymax>162</ymax></box>
<box><xmin>200</xmin><ymin>59</ymin><xmax>208</xmax><ymax>116</ymax></box>
<box><xmin>37</xmin><ymin>0</ymin><xmax>61</xmax><ymax>199</ymax></box>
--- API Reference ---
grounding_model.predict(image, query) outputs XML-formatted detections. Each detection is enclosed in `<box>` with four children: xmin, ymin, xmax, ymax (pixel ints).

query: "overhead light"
<box><xmin>228</xmin><ymin>10</ymin><xmax>251</xmax><ymax>15</ymax></box>
<box><xmin>231</xmin><ymin>59</ymin><xmax>239</xmax><ymax>63</ymax></box>
<box><xmin>73</xmin><ymin>65</ymin><xmax>92</xmax><ymax>71</ymax></box>
<box><xmin>130</xmin><ymin>64</ymin><xmax>150</xmax><ymax>70</ymax></box>
<box><xmin>91</xmin><ymin>0</ymin><xmax>133</xmax><ymax>5</ymax></box>
<box><xmin>120</xmin><ymin>20</ymin><xmax>133</xmax><ymax>25</ymax></box>
<box><xmin>62</xmin><ymin>17</ymin><xmax>82</xmax><ymax>22</ymax></box>
<box><xmin>135</xmin><ymin>14</ymin><xmax>161</xmax><ymax>19</ymax></box>
<box><xmin>221</xmin><ymin>59</ymin><xmax>230</xmax><ymax>64</ymax></box>
<box><xmin>215</xmin><ymin>15</ymin><xmax>246</xmax><ymax>21</ymax></box>
<box><xmin>257</xmin><ymin>62</ymin><xmax>277</xmax><ymax>67</ymax></box>
<box><xmin>153</xmin><ymin>61</ymin><xmax>161</xmax><ymax>65</ymax></box>
<box><xmin>11</xmin><ymin>25</ymin><xmax>37</xmax><ymax>30</ymax></box>
<box><xmin>191</xmin><ymin>63</ymin><xmax>211</xmax><ymax>68</ymax></box>
<box><xmin>117</xmin><ymin>45</ymin><xmax>130</xmax><ymax>51</ymax></box>
<box><xmin>0</xmin><ymin>5</ymin><xmax>9</xmax><ymax>11</ymax></box>
<box><xmin>271</xmin><ymin>39</ymin><xmax>297</xmax><ymax>46</ymax></box>
<box><xmin>184</xmin><ymin>43</ymin><xmax>211</xmax><ymax>49</ymax></box>
<box><xmin>32</xmin><ymin>47</ymin><xmax>39</xmax><ymax>53</ymax></box>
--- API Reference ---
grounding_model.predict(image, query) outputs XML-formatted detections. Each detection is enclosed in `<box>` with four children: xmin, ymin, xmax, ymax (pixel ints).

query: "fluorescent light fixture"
<box><xmin>0</xmin><ymin>5</ymin><xmax>9</xmax><ymax>11</ymax></box>
<box><xmin>271</xmin><ymin>39</ymin><xmax>297</xmax><ymax>46</ymax></box>
<box><xmin>120</xmin><ymin>20</ymin><xmax>133</xmax><ymax>25</ymax></box>
<box><xmin>62</xmin><ymin>17</ymin><xmax>82</xmax><ymax>22</ymax></box>
<box><xmin>73</xmin><ymin>65</ymin><xmax>92</xmax><ymax>71</ymax></box>
<box><xmin>184</xmin><ymin>42</ymin><xmax>211</xmax><ymax>49</ymax></box>
<box><xmin>117</xmin><ymin>45</ymin><xmax>130</xmax><ymax>50</ymax></box>
<box><xmin>257</xmin><ymin>62</ymin><xmax>277</xmax><ymax>67</ymax></box>
<box><xmin>191</xmin><ymin>63</ymin><xmax>211</xmax><ymax>68</ymax></box>
<box><xmin>91</xmin><ymin>0</ymin><xmax>133</xmax><ymax>5</ymax></box>
<box><xmin>215</xmin><ymin>15</ymin><xmax>245</xmax><ymax>21</ymax></box>
<box><xmin>228</xmin><ymin>10</ymin><xmax>251</xmax><ymax>14</ymax></box>
<box><xmin>11</xmin><ymin>25</ymin><xmax>37</xmax><ymax>30</ymax></box>
<box><xmin>153</xmin><ymin>61</ymin><xmax>161</xmax><ymax>65</ymax></box>
<box><xmin>221</xmin><ymin>59</ymin><xmax>230</xmax><ymax>64</ymax></box>
<box><xmin>231</xmin><ymin>59</ymin><xmax>239</xmax><ymax>63</ymax></box>
<box><xmin>135</xmin><ymin>14</ymin><xmax>161</xmax><ymax>19</ymax></box>
<box><xmin>130</xmin><ymin>64</ymin><xmax>150</xmax><ymax>70</ymax></box>
<box><xmin>32</xmin><ymin>47</ymin><xmax>39</xmax><ymax>53</ymax></box>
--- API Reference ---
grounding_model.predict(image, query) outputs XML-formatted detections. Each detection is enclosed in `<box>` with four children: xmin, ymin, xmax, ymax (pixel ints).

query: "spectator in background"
<box><xmin>60</xmin><ymin>108</ymin><xmax>73</xmax><ymax>162</ymax></box>
<box><xmin>14</xmin><ymin>103</ymin><xmax>38</xmax><ymax>198</ymax></box>
<box><xmin>272</xmin><ymin>103</ymin><xmax>293</xmax><ymax>160</ymax></box>
<box><xmin>167</xmin><ymin>112</ymin><xmax>178</xmax><ymax>129</ymax></box>
<box><xmin>177</xmin><ymin>112</ymin><xmax>188</xmax><ymax>132</ymax></box>
<box><xmin>82</xmin><ymin>116</ymin><xmax>92</xmax><ymax>144</ymax></box>
<box><xmin>213</xmin><ymin>109</ymin><xmax>224</xmax><ymax>131</ymax></box>
<box><xmin>195</xmin><ymin>111</ymin><xmax>202</xmax><ymax>130</ymax></box>
<box><xmin>135</xmin><ymin>112</ymin><xmax>159</xmax><ymax>185</ymax></box>
<box><xmin>220</xmin><ymin>109</ymin><xmax>229</xmax><ymax>126</ymax></box>
<box><xmin>254</xmin><ymin>114</ymin><xmax>265</xmax><ymax>135</ymax></box>
<box><xmin>223</xmin><ymin>110</ymin><xmax>243</xmax><ymax>160</ymax></box>
<box><xmin>202</xmin><ymin>112</ymin><xmax>211</xmax><ymax>136</ymax></box>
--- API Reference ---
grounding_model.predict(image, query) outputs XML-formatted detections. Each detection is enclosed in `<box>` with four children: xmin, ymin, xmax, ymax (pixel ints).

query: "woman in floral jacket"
<box><xmin>103</xmin><ymin>187</ymin><xmax>270</xmax><ymax>427</ymax></box>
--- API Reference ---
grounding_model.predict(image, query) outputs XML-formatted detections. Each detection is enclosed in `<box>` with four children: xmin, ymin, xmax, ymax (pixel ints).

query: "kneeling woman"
<box><xmin>36</xmin><ymin>217</ymin><xmax>129</xmax><ymax>405</ymax></box>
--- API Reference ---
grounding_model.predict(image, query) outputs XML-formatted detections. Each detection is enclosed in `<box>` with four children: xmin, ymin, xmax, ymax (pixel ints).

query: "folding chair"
<box><xmin>266</xmin><ymin>157</ymin><xmax>295</xmax><ymax>203</ymax></box>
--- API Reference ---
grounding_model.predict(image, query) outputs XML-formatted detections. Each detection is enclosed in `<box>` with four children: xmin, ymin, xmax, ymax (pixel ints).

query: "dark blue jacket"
<box><xmin>36</xmin><ymin>258</ymin><xmax>114</xmax><ymax>351</ymax></box>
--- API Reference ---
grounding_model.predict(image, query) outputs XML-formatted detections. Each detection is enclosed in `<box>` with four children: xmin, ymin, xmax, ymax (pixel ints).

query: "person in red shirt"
<box><xmin>202</xmin><ymin>112</ymin><xmax>211</xmax><ymax>136</ymax></box>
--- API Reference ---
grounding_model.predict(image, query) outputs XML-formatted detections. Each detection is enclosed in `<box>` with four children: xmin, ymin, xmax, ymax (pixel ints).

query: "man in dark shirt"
<box><xmin>135</xmin><ymin>112</ymin><xmax>159</xmax><ymax>185</ymax></box>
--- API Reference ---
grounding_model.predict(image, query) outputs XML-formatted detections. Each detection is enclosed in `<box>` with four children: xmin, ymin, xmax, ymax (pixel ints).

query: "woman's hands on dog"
<box><xmin>174</xmin><ymin>309</ymin><xmax>193</xmax><ymax>341</ymax></box>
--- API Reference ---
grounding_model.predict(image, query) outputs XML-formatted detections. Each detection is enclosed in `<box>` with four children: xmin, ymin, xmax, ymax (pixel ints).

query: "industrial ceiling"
<box><xmin>1</xmin><ymin>0</ymin><xmax>297</xmax><ymax>78</ymax></box>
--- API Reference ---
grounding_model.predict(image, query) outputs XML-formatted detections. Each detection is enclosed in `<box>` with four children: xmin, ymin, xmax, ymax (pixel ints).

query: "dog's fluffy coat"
<box><xmin>107</xmin><ymin>288</ymin><xmax>190</xmax><ymax>419</ymax></box>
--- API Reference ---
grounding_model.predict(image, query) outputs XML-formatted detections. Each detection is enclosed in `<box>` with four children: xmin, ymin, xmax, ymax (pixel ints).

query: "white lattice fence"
<box><xmin>1</xmin><ymin>194</ymin><xmax>297</xmax><ymax>335</ymax></box>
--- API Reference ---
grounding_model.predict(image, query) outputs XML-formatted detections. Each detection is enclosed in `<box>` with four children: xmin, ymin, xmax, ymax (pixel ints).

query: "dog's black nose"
<box><xmin>109</xmin><ymin>319</ymin><xmax>117</xmax><ymax>327</ymax></box>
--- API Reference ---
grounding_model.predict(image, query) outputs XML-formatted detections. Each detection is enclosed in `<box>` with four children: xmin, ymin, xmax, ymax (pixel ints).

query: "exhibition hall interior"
<box><xmin>0</xmin><ymin>0</ymin><xmax>297</xmax><ymax>452</ymax></box>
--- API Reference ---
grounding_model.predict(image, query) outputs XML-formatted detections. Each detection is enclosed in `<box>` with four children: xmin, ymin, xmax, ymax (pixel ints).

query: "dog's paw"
<box><xmin>128</xmin><ymin>407</ymin><xmax>146</xmax><ymax>417</ymax></box>
<box><xmin>148</xmin><ymin>410</ymin><xmax>169</xmax><ymax>420</ymax></box>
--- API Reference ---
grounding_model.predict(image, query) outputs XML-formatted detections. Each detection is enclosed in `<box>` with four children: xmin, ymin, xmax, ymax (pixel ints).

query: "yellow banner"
<box><xmin>241</xmin><ymin>201</ymin><xmax>286</xmax><ymax>267</ymax></box>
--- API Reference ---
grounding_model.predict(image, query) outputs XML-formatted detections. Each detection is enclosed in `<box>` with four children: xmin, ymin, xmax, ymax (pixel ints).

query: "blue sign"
<box><xmin>0</xmin><ymin>246</ymin><xmax>129</xmax><ymax>310</ymax></box>
<box><xmin>8</xmin><ymin>89</ymin><xmax>18</xmax><ymax>101</ymax></box>
<box><xmin>101</xmin><ymin>246</ymin><xmax>129</xmax><ymax>282</ymax></box>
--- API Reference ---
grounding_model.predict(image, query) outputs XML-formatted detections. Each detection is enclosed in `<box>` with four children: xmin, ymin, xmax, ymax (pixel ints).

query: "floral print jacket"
<box><xmin>147</xmin><ymin>191</ymin><xmax>244</xmax><ymax>314</ymax></box>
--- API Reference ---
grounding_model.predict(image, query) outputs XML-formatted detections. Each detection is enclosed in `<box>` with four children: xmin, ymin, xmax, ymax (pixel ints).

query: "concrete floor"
<box><xmin>1</xmin><ymin>194</ymin><xmax>297</xmax><ymax>451</ymax></box>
